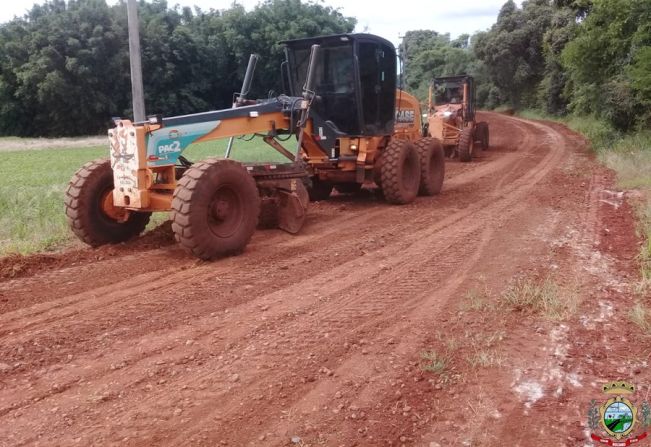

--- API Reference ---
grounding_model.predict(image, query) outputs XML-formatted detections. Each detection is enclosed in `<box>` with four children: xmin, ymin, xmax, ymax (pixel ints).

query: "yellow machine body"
<box><xmin>427</xmin><ymin>78</ymin><xmax>472</xmax><ymax>148</ymax></box>
<box><xmin>108</xmin><ymin>89</ymin><xmax>424</xmax><ymax>212</ymax></box>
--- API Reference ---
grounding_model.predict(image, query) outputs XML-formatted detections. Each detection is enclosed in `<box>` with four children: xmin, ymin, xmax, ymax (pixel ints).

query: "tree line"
<box><xmin>401</xmin><ymin>0</ymin><xmax>651</xmax><ymax>132</ymax></box>
<box><xmin>0</xmin><ymin>0</ymin><xmax>355</xmax><ymax>136</ymax></box>
<box><xmin>0</xmin><ymin>0</ymin><xmax>649</xmax><ymax>136</ymax></box>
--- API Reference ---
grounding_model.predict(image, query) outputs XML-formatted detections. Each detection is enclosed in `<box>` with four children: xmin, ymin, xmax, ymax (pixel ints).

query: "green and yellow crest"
<box><xmin>588</xmin><ymin>381</ymin><xmax>651</xmax><ymax>445</ymax></box>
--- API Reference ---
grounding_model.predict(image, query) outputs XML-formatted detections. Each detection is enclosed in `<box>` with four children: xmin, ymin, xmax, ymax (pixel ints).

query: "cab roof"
<box><xmin>281</xmin><ymin>33</ymin><xmax>395</xmax><ymax>50</ymax></box>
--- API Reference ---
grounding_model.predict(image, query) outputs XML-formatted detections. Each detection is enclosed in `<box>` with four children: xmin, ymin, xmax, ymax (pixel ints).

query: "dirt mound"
<box><xmin>0</xmin><ymin>221</ymin><xmax>174</xmax><ymax>281</ymax></box>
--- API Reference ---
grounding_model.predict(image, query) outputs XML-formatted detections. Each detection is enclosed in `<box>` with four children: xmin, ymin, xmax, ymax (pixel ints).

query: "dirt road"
<box><xmin>0</xmin><ymin>113</ymin><xmax>645</xmax><ymax>446</ymax></box>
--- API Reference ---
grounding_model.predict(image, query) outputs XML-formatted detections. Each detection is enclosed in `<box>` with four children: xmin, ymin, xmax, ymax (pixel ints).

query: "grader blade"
<box><xmin>277</xmin><ymin>180</ymin><xmax>309</xmax><ymax>234</ymax></box>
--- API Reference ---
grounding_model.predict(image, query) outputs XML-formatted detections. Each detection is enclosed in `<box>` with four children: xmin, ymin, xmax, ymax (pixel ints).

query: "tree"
<box><xmin>553</xmin><ymin>0</ymin><xmax>593</xmax><ymax>18</ymax></box>
<box><xmin>473</xmin><ymin>0</ymin><xmax>555</xmax><ymax>109</ymax></box>
<box><xmin>400</xmin><ymin>30</ymin><xmax>477</xmax><ymax>101</ymax></box>
<box><xmin>0</xmin><ymin>0</ymin><xmax>356</xmax><ymax>136</ymax></box>
<box><xmin>0</xmin><ymin>0</ymin><xmax>128</xmax><ymax>136</ymax></box>
<box><xmin>538</xmin><ymin>5</ymin><xmax>578</xmax><ymax>114</ymax></box>
<box><xmin>562</xmin><ymin>0</ymin><xmax>651</xmax><ymax>129</ymax></box>
<box><xmin>220</xmin><ymin>0</ymin><xmax>356</xmax><ymax>100</ymax></box>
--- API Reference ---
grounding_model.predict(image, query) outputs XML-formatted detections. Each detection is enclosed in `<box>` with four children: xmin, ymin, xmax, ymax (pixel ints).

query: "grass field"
<box><xmin>0</xmin><ymin>137</ymin><xmax>292</xmax><ymax>256</ymax></box>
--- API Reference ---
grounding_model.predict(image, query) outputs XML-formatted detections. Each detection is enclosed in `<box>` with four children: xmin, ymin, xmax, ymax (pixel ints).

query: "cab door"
<box><xmin>356</xmin><ymin>40</ymin><xmax>396</xmax><ymax>135</ymax></box>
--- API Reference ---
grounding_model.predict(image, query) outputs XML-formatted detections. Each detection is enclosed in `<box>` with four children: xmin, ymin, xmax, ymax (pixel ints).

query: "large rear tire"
<box><xmin>379</xmin><ymin>139</ymin><xmax>421</xmax><ymax>204</ymax></box>
<box><xmin>64</xmin><ymin>159</ymin><xmax>151</xmax><ymax>246</ymax></box>
<box><xmin>171</xmin><ymin>158</ymin><xmax>260</xmax><ymax>260</ymax></box>
<box><xmin>414</xmin><ymin>138</ymin><xmax>445</xmax><ymax>196</ymax></box>
<box><xmin>458</xmin><ymin>127</ymin><xmax>475</xmax><ymax>162</ymax></box>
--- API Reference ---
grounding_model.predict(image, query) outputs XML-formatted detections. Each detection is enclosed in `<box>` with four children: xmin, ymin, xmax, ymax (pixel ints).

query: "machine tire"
<box><xmin>458</xmin><ymin>127</ymin><xmax>475</xmax><ymax>162</ymax></box>
<box><xmin>334</xmin><ymin>183</ymin><xmax>362</xmax><ymax>195</ymax></box>
<box><xmin>308</xmin><ymin>178</ymin><xmax>333</xmax><ymax>201</ymax></box>
<box><xmin>379</xmin><ymin>139</ymin><xmax>421</xmax><ymax>204</ymax></box>
<box><xmin>476</xmin><ymin>122</ymin><xmax>489</xmax><ymax>150</ymax></box>
<box><xmin>171</xmin><ymin>158</ymin><xmax>260</xmax><ymax>260</ymax></box>
<box><xmin>64</xmin><ymin>159</ymin><xmax>151</xmax><ymax>246</ymax></box>
<box><xmin>414</xmin><ymin>138</ymin><xmax>445</xmax><ymax>196</ymax></box>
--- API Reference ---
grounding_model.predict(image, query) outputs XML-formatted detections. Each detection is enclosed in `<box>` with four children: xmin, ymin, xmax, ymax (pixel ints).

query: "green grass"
<box><xmin>518</xmin><ymin>110</ymin><xmax>624</xmax><ymax>151</ymax></box>
<box><xmin>0</xmin><ymin>136</ymin><xmax>293</xmax><ymax>256</ymax></box>
<box><xmin>183</xmin><ymin>136</ymin><xmax>292</xmax><ymax>163</ymax></box>
<box><xmin>420</xmin><ymin>350</ymin><xmax>449</xmax><ymax>375</ymax></box>
<box><xmin>0</xmin><ymin>146</ymin><xmax>105</xmax><ymax>254</ymax></box>
<box><xmin>464</xmin><ymin>330</ymin><xmax>506</xmax><ymax>369</ymax></box>
<box><xmin>462</xmin><ymin>286</ymin><xmax>495</xmax><ymax>312</ymax></box>
<box><xmin>499</xmin><ymin>277</ymin><xmax>577</xmax><ymax>320</ymax></box>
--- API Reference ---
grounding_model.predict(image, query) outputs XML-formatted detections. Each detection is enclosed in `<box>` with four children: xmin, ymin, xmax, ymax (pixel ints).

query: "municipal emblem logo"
<box><xmin>588</xmin><ymin>381</ymin><xmax>651</xmax><ymax>446</ymax></box>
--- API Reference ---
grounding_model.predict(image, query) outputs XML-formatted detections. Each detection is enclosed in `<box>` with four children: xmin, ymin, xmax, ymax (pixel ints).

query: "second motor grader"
<box><xmin>426</xmin><ymin>75</ymin><xmax>489</xmax><ymax>162</ymax></box>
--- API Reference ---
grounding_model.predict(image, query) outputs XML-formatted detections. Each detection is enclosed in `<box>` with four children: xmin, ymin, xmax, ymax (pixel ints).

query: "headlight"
<box><xmin>443</xmin><ymin>111</ymin><xmax>453</xmax><ymax>118</ymax></box>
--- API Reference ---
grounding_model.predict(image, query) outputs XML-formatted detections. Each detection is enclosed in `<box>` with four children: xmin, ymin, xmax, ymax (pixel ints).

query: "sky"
<box><xmin>0</xmin><ymin>0</ymin><xmax>520</xmax><ymax>44</ymax></box>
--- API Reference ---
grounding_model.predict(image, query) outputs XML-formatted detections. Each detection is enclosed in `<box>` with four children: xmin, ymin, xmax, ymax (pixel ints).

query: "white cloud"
<box><xmin>0</xmin><ymin>0</ymin><xmax>521</xmax><ymax>44</ymax></box>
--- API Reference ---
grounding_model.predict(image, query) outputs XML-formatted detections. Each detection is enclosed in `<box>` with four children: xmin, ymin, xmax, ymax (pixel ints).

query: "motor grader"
<box><xmin>65</xmin><ymin>33</ymin><xmax>444</xmax><ymax>260</ymax></box>
<box><xmin>426</xmin><ymin>75</ymin><xmax>489</xmax><ymax>162</ymax></box>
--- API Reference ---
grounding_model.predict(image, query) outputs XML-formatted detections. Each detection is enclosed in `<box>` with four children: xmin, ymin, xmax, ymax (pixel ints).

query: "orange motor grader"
<box><xmin>426</xmin><ymin>75</ymin><xmax>489</xmax><ymax>162</ymax></box>
<box><xmin>65</xmin><ymin>33</ymin><xmax>444</xmax><ymax>260</ymax></box>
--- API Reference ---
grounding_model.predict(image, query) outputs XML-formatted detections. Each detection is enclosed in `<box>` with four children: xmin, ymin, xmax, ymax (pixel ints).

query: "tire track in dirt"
<box><xmin>0</xmin><ymin>117</ymin><xmax>533</xmax><ymax>351</ymax></box>
<box><xmin>91</xmin><ymin>119</ymin><xmax>552</xmax><ymax>444</ymax></box>
<box><xmin>175</xmin><ymin>113</ymin><xmax>568</xmax><ymax>445</ymax></box>
<box><xmin>146</xmin><ymin>115</ymin><xmax>564</xmax><ymax>445</ymax></box>
<box><xmin>0</xmin><ymin>120</ymin><xmax>539</xmax><ymax>365</ymax></box>
<box><xmin>0</xmin><ymin>113</ymin><xmax>576</xmax><ymax>446</ymax></box>
<box><xmin>1</xmin><ymin>114</ymin><xmax>516</xmax><ymax>410</ymax></box>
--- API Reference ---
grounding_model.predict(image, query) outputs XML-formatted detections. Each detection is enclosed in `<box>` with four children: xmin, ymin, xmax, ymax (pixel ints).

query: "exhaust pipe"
<box><xmin>225</xmin><ymin>53</ymin><xmax>259</xmax><ymax>158</ymax></box>
<box><xmin>294</xmin><ymin>44</ymin><xmax>321</xmax><ymax>162</ymax></box>
<box><xmin>238</xmin><ymin>54</ymin><xmax>259</xmax><ymax>105</ymax></box>
<box><xmin>302</xmin><ymin>44</ymin><xmax>321</xmax><ymax>101</ymax></box>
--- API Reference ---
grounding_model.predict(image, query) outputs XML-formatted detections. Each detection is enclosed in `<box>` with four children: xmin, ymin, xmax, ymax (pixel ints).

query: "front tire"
<box><xmin>414</xmin><ymin>138</ymin><xmax>445</xmax><ymax>196</ymax></box>
<box><xmin>171</xmin><ymin>158</ymin><xmax>260</xmax><ymax>260</ymax></box>
<box><xmin>379</xmin><ymin>139</ymin><xmax>421</xmax><ymax>204</ymax></box>
<box><xmin>64</xmin><ymin>159</ymin><xmax>151</xmax><ymax>246</ymax></box>
<box><xmin>458</xmin><ymin>127</ymin><xmax>475</xmax><ymax>162</ymax></box>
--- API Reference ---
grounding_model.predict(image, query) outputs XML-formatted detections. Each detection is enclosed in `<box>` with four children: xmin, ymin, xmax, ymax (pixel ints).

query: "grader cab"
<box><xmin>65</xmin><ymin>33</ymin><xmax>445</xmax><ymax>260</ymax></box>
<box><xmin>426</xmin><ymin>75</ymin><xmax>489</xmax><ymax>162</ymax></box>
<box><xmin>283</xmin><ymin>34</ymin><xmax>443</xmax><ymax>201</ymax></box>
